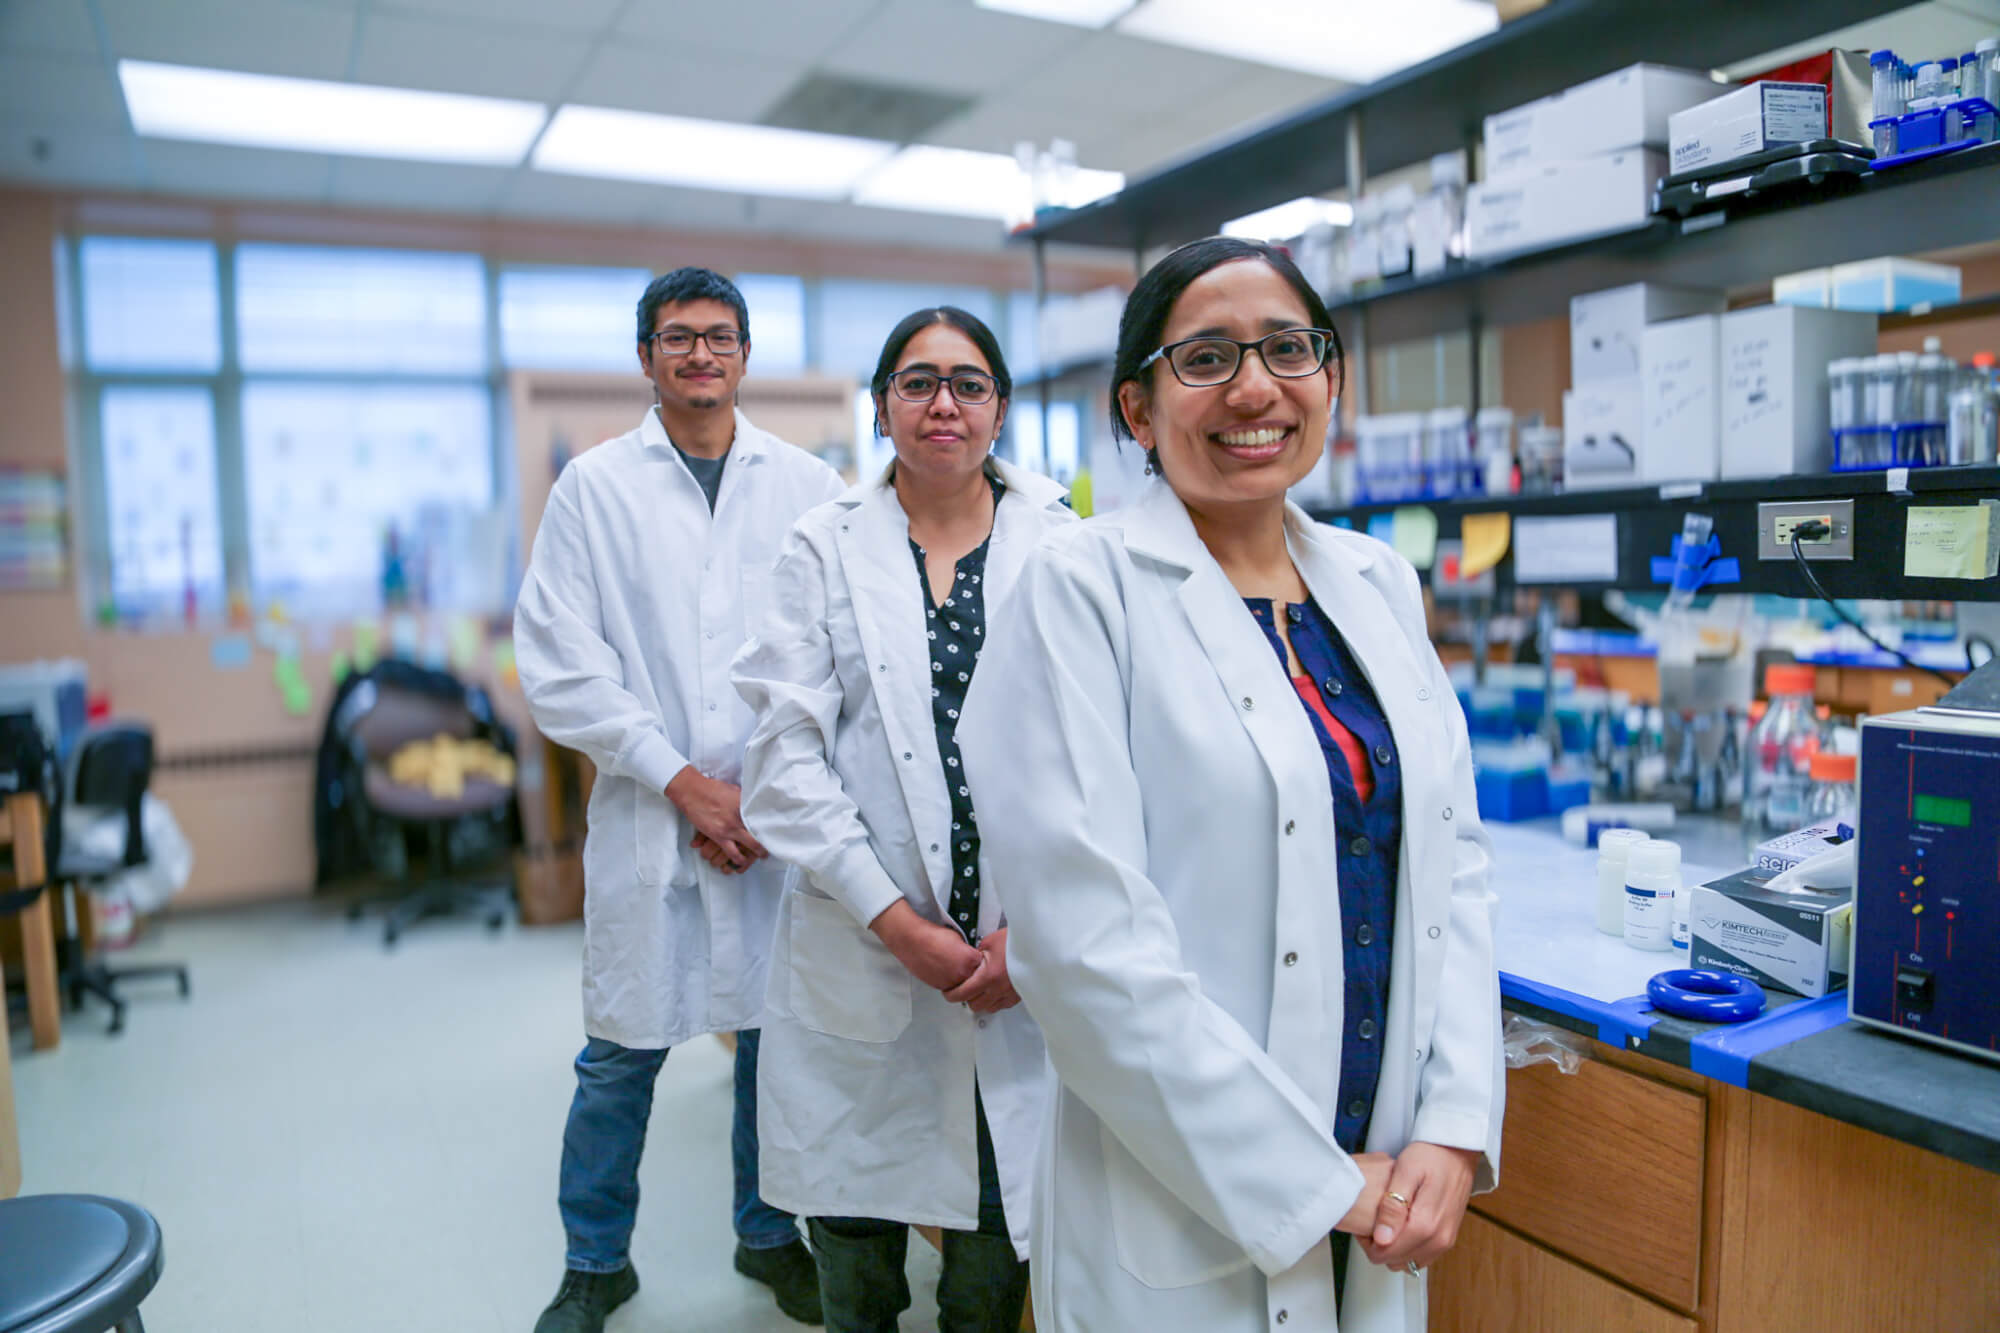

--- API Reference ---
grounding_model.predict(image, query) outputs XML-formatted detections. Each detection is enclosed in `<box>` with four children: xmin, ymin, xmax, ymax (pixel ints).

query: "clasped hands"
<box><xmin>667</xmin><ymin>767</ymin><xmax>768</xmax><ymax>874</ymax></box>
<box><xmin>871</xmin><ymin>900</ymin><xmax>1019</xmax><ymax>1014</ymax></box>
<box><xmin>1335</xmin><ymin>1141</ymin><xmax>1480</xmax><ymax>1272</ymax></box>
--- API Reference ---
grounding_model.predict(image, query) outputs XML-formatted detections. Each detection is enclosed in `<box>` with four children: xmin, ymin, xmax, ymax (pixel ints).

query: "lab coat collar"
<box><xmin>1118</xmin><ymin>477</ymin><xmax>1376</xmax><ymax>578</ymax></box>
<box><xmin>638</xmin><ymin>404</ymin><xmax>773</xmax><ymax>464</ymax></box>
<box><xmin>832</xmin><ymin>453</ymin><xmax>1071</xmax><ymax>516</ymax></box>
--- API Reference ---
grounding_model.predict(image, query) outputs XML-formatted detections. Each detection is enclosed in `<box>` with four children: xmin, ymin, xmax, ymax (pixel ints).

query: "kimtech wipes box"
<box><xmin>1690</xmin><ymin>868</ymin><xmax>1853</xmax><ymax>998</ymax></box>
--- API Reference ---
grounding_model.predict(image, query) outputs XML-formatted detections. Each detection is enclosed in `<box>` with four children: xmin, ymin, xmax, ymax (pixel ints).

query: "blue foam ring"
<box><xmin>1647</xmin><ymin>969</ymin><xmax>1767</xmax><ymax>1024</ymax></box>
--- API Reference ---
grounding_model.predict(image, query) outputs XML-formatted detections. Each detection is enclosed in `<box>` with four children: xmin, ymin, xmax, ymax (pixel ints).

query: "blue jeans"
<box><xmin>558</xmin><ymin>1029</ymin><xmax>799</xmax><ymax>1273</ymax></box>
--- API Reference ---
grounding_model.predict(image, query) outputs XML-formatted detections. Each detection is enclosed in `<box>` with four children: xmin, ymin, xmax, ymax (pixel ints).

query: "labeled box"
<box><xmin>1690</xmin><ymin>868</ymin><xmax>1853</xmax><ymax>998</ymax></box>
<box><xmin>1828</xmin><ymin>257</ymin><xmax>1962</xmax><ymax>312</ymax></box>
<box><xmin>1752</xmin><ymin>818</ymin><xmax>1852</xmax><ymax>875</ymax></box>
<box><xmin>1563</xmin><ymin>379</ymin><xmax>1643</xmax><ymax>490</ymax></box>
<box><xmin>1719</xmin><ymin>305</ymin><xmax>1878</xmax><ymax>478</ymax></box>
<box><xmin>1641</xmin><ymin>314</ymin><xmax>1722</xmax><ymax>483</ymax></box>
<box><xmin>1484</xmin><ymin>64</ymin><xmax>1728</xmax><ymax>178</ymax></box>
<box><xmin>1572</xmin><ymin>282</ymin><xmax>1726</xmax><ymax>384</ymax></box>
<box><xmin>1668</xmin><ymin>81</ymin><xmax>1828</xmax><ymax>174</ymax></box>
<box><xmin>1466</xmin><ymin>150</ymin><xmax>1669</xmax><ymax>262</ymax></box>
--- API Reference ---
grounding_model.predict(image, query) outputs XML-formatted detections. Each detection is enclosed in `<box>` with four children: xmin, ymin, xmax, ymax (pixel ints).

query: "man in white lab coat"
<box><xmin>515</xmin><ymin>267</ymin><xmax>844</xmax><ymax>1333</ymax></box>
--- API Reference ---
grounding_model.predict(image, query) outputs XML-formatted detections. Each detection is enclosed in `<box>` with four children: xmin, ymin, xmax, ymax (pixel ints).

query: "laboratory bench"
<box><xmin>1426</xmin><ymin>817</ymin><xmax>2000</xmax><ymax>1331</ymax></box>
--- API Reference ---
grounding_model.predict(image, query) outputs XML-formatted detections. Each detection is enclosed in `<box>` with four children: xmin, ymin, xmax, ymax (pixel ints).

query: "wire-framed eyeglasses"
<box><xmin>1138</xmin><ymin>328</ymin><xmax>1336</xmax><ymax>388</ymax></box>
<box><xmin>887</xmin><ymin>369</ymin><xmax>998</xmax><ymax>406</ymax></box>
<box><xmin>650</xmin><ymin>326</ymin><xmax>744</xmax><ymax>355</ymax></box>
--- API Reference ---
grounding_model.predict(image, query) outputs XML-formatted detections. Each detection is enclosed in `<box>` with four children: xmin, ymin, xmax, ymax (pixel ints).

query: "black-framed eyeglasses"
<box><xmin>1138</xmin><ymin>328</ymin><xmax>1336</xmax><ymax>388</ymax></box>
<box><xmin>650</xmin><ymin>326</ymin><xmax>744</xmax><ymax>355</ymax></box>
<box><xmin>887</xmin><ymin>369</ymin><xmax>998</xmax><ymax>406</ymax></box>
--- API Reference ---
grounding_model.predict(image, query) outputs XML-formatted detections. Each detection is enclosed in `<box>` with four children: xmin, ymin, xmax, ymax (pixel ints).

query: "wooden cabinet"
<box><xmin>1432</xmin><ymin>1213</ymin><xmax>1694</xmax><ymax>1333</ymax></box>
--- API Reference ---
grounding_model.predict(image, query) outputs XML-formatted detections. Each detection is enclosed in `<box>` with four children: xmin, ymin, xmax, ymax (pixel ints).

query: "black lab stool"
<box><xmin>0</xmin><ymin>1195</ymin><xmax>161</xmax><ymax>1332</ymax></box>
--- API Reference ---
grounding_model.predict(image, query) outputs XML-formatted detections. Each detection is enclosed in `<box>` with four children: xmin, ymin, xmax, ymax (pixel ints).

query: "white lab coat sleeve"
<box><xmin>733</xmin><ymin>528</ymin><xmax>905</xmax><ymax>929</ymax></box>
<box><xmin>1393</xmin><ymin>556</ymin><xmax>1505</xmax><ymax>1194</ymax></box>
<box><xmin>513</xmin><ymin>471</ymin><xmax>688</xmax><ymax>795</ymax></box>
<box><xmin>961</xmin><ymin>542</ymin><xmax>1366</xmax><ymax>1277</ymax></box>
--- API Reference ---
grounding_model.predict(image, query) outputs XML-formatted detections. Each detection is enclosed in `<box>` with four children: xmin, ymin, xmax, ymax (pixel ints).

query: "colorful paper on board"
<box><xmin>329</xmin><ymin>651</ymin><xmax>352</xmax><ymax>685</ymax></box>
<box><xmin>1367</xmin><ymin>513</ymin><xmax>1396</xmax><ymax>544</ymax></box>
<box><xmin>449</xmin><ymin>616</ymin><xmax>482</xmax><ymax>671</ymax></box>
<box><xmin>1461</xmin><ymin>512</ymin><xmax>1512</xmax><ymax>578</ymax></box>
<box><xmin>274</xmin><ymin>656</ymin><xmax>312</xmax><ymax>717</ymax></box>
<box><xmin>352</xmin><ymin>621</ymin><xmax>381</xmax><ymax>672</ymax></box>
<box><xmin>210</xmin><ymin>634</ymin><xmax>253</xmax><ymax>670</ymax></box>
<box><xmin>1390</xmin><ymin>506</ymin><xmax>1439</xmax><ymax>570</ymax></box>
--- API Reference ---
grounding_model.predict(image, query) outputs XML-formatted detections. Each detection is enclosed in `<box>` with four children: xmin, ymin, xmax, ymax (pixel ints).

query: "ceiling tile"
<box><xmin>141</xmin><ymin>139</ymin><xmax>333</xmax><ymax>201</ymax></box>
<box><xmin>758</xmin><ymin>198</ymin><xmax>1011</xmax><ymax>252</ymax></box>
<box><xmin>924</xmin><ymin>90</ymin><xmax>1137</xmax><ymax>162</ymax></box>
<box><xmin>372</xmin><ymin>0</ymin><xmax>627</xmax><ymax>34</ymax></box>
<box><xmin>0</xmin><ymin>53</ymin><xmax>130</xmax><ymax>131</ymax></box>
<box><xmin>615</xmin><ymin>0</ymin><xmax>882</xmax><ymax>65</ymax></box>
<box><xmin>349</xmin><ymin>11</ymin><xmax>591</xmax><ymax>101</ymax></box>
<box><xmin>96</xmin><ymin>0</ymin><xmax>358</xmax><ymax>80</ymax></box>
<box><xmin>819</xmin><ymin>0</ymin><xmax>1080</xmax><ymax>97</ymax></box>
<box><xmin>326</xmin><ymin>156</ymin><xmax>511</xmax><ymax>214</ymax></box>
<box><xmin>1019</xmin><ymin>29</ymin><xmax>1268</xmax><ymax>117</ymax></box>
<box><xmin>568</xmin><ymin>40</ymin><xmax>804</xmax><ymax>121</ymax></box>
<box><xmin>0</xmin><ymin>127</ymin><xmax>140</xmax><ymax>190</ymax></box>
<box><xmin>494</xmin><ymin>171</ymin><xmax>783</xmax><ymax>230</ymax></box>
<box><xmin>0</xmin><ymin>0</ymin><xmax>100</xmax><ymax>56</ymax></box>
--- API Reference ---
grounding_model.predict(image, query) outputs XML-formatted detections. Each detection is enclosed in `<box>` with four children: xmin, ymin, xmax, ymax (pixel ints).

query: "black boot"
<box><xmin>937</xmin><ymin>1230</ymin><xmax>1029</xmax><ymax>1333</ymax></box>
<box><xmin>736</xmin><ymin>1237</ymin><xmax>827</xmax><ymax>1325</ymax></box>
<box><xmin>533</xmin><ymin>1265</ymin><xmax>638</xmax><ymax>1333</ymax></box>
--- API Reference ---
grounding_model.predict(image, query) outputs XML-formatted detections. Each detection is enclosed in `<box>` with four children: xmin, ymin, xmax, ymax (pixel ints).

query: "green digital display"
<box><xmin>1914</xmin><ymin>793</ymin><xmax>1972</xmax><ymax>827</ymax></box>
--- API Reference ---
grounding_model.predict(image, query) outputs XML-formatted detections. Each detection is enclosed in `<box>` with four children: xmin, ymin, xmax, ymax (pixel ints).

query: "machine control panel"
<box><xmin>1852</xmin><ymin>711</ymin><xmax>2000</xmax><ymax>1063</ymax></box>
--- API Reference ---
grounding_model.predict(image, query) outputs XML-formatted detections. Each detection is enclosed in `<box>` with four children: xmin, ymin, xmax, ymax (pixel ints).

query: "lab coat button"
<box><xmin>1349</xmin><ymin>836</ymin><xmax>1371</xmax><ymax>857</ymax></box>
<box><xmin>903</xmin><ymin>752</ymin><xmax>914</xmax><ymax>761</ymax></box>
<box><xmin>1442</xmin><ymin>806</ymin><xmax>1453</xmax><ymax>820</ymax></box>
<box><xmin>1428</xmin><ymin>925</ymin><xmax>1442</xmax><ymax>939</ymax></box>
<box><xmin>1241</xmin><ymin>696</ymin><xmax>1254</xmax><ymax>710</ymax></box>
<box><xmin>1355</xmin><ymin>923</ymin><xmax>1374</xmax><ymax>946</ymax></box>
<box><xmin>1374</xmin><ymin>745</ymin><xmax>1393</xmax><ymax>765</ymax></box>
<box><xmin>707</xmin><ymin>702</ymin><xmax>718</xmax><ymax>712</ymax></box>
<box><xmin>878</xmin><ymin>664</ymin><xmax>887</xmax><ymax>673</ymax></box>
<box><xmin>976</xmin><ymin>1017</ymin><xmax>989</xmax><ymax>1030</ymax></box>
<box><xmin>1346</xmin><ymin>1099</ymin><xmax>1367</xmax><ymax>1118</ymax></box>
<box><xmin>1275</xmin><ymin>1313</ymin><xmax>1288</xmax><ymax>1326</ymax></box>
<box><xmin>1284</xmin><ymin>951</ymin><xmax>1298</xmax><ymax>966</ymax></box>
<box><xmin>931</xmin><ymin>843</ymin><xmax>940</xmax><ymax>853</ymax></box>
<box><xmin>1324</xmin><ymin>678</ymin><xmax>1344</xmax><ymax>697</ymax></box>
<box><xmin>1358</xmin><ymin>1019</ymin><xmax>1377</xmax><ymax>1039</ymax></box>
<box><xmin>1417</xmin><ymin>687</ymin><xmax>1431</xmax><ymax>701</ymax></box>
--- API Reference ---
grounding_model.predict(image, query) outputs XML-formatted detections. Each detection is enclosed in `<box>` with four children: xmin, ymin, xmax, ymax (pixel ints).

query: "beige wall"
<box><xmin>0</xmin><ymin>185</ymin><xmax>1128</xmax><ymax>907</ymax></box>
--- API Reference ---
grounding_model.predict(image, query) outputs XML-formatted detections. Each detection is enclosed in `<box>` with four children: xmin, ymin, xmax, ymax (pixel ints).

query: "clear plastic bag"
<box><xmin>1503</xmin><ymin>1013</ymin><xmax>1585</xmax><ymax>1075</ymax></box>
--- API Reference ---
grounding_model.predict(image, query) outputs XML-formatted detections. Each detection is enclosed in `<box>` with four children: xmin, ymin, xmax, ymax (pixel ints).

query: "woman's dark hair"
<box><xmin>869</xmin><ymin>306</ymin><xmax>1012</xmax><ymax>435</ymax></box>
<box><xmin>1109</xmin><ymin>237</ymin><xmax>1343</xmax><ymax>456</ymax></box>
<box><xmin>636</xmin><ymin>266</ymin><xmax>750</xmax><ymax>348</ymax></box>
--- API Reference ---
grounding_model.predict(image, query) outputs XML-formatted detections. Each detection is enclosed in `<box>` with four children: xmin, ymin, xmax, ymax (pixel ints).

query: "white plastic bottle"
<box><xmin>1672</xmin><ymin>888</ymin><xmax>1691</xmax><ymax>952</ymax></box>
<box><xmin>1624</xmin><ymin>839</ymin><xmax>1682</xmax><ymax>951</ymax></box>
<box><xmin>1595</xmin><ymin>828</ymin><xmax>1651</xmax><ymax>936</ymax></box>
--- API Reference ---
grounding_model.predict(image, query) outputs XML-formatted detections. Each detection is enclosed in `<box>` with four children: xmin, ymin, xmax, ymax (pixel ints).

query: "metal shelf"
<box><xmin>1307</xmin><ymin>465</ymin><xmax>2000</xmax><ymax>601</ymax></box>
<box><xmin>1332</xmin><ymin>143</ymin><xmax>2000</xmax><ymax>345</ymax></box>
<box><xmin>1021</xmin><ymin>0</ymin><xmax>1905</xmax><ymax>252</ymax></box>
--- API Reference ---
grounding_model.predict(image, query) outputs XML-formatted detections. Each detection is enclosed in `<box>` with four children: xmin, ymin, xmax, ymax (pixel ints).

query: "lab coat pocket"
<box><xmin>631</xmin><ymin>785</ymin><xmax>682</xmax><ymax>886</ymax></box>
<box><xmin>1100</xmin><ymin>1122</ymin><xmax>1255</xmax><ymax>1289</ymax></box>
<box><xmin>787</xmin><ymin>891</ymin><xmax>913</xmax><ymax>1044</ymax></box>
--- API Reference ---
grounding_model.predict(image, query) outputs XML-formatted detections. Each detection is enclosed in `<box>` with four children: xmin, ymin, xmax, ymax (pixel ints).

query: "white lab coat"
<box><xmin>514</xmin><ymin>406</ymin><xmax>843</xmax><ymax>1050</ymax></box>
<box><xmin>957</xmin><ymin>480</ymin><xmax>1503</xmax><ymax>1333</ymax></box>
<box><xmin>731</xmin><ymin>458</ymin><xmax>1076</xmax><ymax>1256</ymax></box>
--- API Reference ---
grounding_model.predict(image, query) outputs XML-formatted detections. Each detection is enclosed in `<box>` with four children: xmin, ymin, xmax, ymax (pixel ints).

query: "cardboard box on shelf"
<box><xmin>1719</xmin><ymin>305</ymin><xmax>1878</xmax><ymax>478</ymax></box>
<box><xmin>1563</xmin><ymin>379</ymin><xmax>1643</xmax><ymax>490</ymax></box>
<box><xmin>1483</xmin><ymin>64</ymin><xmax>1727</xmax><ymax>178</ymax></box>
<box><xmin>1668</xmin><ymin>81</ymin><xmax>1828</xmax><ymax>174</ymax></box>
<box><xmin>1641</xmin><ymin>314</ymin><xmax>1722</xmax><ymax>483</ymax></box>
<box><xmin>1571</xmin><ymin>282</ymin><xmax>1726</xmax><ymax>384</ymax></box>
<box><xmin>1466</xmin><ymin>150</ymin><xmax>1669</xmax><ymax>263</ymax></box>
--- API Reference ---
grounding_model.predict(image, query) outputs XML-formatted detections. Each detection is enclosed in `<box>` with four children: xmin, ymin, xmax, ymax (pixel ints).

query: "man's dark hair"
<box><xmin>636</xmin><ymin>267</ymin><xmax>750</xmax><ymax>349</ymax></box>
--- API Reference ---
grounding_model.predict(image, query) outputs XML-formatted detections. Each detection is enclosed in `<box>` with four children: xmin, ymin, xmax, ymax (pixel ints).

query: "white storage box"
<box><xmin>1668</xmin><ymin>81</ymin><xmax>1827</xmax><ymax>174</ymax></box>
<box><xmin>1829</xmin><ymin>258</ymin><xmax>1962</xmax><ymax>313</ymax></box>
<box><xmin>1641</xmin><ymin>314</ymin><xmax>1722</xmax><ymax>483</ymax></box>
<box><xmin>1571</xmin><ymin>282</ymin><xmax>1726</xmax><ymax>384</ymax></box>
<box><xmin>1484</xmin><ymin>64</ymin><xmax>1727</xmax><ymax>178</ymax></box>
<box><xmin>1563</xmin><ymin>379</ymin><xmax>1643</xmax><ymax>490</ymax></box>
<box><xmin>1466</xmin><ymin>150</ymin><xmax>1668</xmax><ymax>262</ymax></box>
<box><xmin>1720</xmin><ymin>305</ymin><xmax>1879</xmax><ymax>478</ymax></box>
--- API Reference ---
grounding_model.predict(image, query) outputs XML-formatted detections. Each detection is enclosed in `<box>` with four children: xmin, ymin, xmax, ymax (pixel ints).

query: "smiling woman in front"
<box><xmin>958</xmin><ymin>238</ymin><xmax>1503</xmax><ymax>1333</ymax></box>
<box><xmin>732</xmin><ymin>307</ymin><xmax>1075</xmax><ymax>1332</ymax></box>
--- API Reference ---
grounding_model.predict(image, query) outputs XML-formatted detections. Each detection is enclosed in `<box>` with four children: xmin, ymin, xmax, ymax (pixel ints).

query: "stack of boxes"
<box><xmin>1565</xmin><ymin>283</ymin><xmax>1723</xmax><ymax>489</ymax></box>
<box><xmin>1467</xmin><ymin>64</ymin><xmax>1726</xmax><ymax>261</ymax></box>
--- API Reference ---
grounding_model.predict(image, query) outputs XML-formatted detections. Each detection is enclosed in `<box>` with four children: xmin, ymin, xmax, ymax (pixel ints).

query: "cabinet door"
<box><xmin>1431</xmin><ymin>1213</ymin><xmax>1696</xmax><ymax>1333</ymax></box>
<box><xmin>1474</xmin><ymin>1054</ymin><xmax>1707</xmax><ymax>1310</ymax></box>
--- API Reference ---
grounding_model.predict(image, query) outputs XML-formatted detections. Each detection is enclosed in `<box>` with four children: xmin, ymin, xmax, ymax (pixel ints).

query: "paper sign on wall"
<box><xmin>1390</xmin><ymin>506</ymin><xmax>1439</xmax><ymax>570</ymax></box>
<box><xmin>1513</xmin><ymin>514</ymin><xmax>1621</xmax><ymax>584</ymax></box>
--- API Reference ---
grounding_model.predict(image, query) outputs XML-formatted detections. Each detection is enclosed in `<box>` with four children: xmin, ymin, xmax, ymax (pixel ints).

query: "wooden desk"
<box><xmin>1</xmin><ymin>793</ymin><xmax>60</xmax><ymax>1051</ymax></box>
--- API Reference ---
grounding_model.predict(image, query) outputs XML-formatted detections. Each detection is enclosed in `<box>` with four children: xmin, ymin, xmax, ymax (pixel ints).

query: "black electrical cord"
<box><xmin>1789</xmin><ymin>521</ymin><xmax>1960</xmax><ymax>688</ymax></box>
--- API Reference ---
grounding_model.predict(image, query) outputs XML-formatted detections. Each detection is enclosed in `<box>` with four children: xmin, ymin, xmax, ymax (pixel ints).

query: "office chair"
<box><xmin>333</xmin><ymin>666</ymin><xmax>516</xmax><ymax>948</ymax></box>
<box><xmin>53</xmin><ymin>725</ymin><xmax>190</xmax><ymax>1037</ymax></box>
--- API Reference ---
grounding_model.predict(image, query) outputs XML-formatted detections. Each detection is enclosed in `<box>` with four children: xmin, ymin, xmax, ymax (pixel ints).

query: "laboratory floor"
<box><xmin>8</xmin><ymin>899</ymin><xmax>945</xmax><ymax>1332</ymax></box>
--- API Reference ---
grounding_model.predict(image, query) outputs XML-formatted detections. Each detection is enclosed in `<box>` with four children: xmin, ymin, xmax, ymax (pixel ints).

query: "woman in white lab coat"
<box><xmin>733</xmin><ymin>306</ymin><xmax>1075</xmax><ymax>1333</ymax></box>
<box><xmin>957</xmin><ymin>237</ymin><xmax>1504</xmax><ymax>1333</ymax></box>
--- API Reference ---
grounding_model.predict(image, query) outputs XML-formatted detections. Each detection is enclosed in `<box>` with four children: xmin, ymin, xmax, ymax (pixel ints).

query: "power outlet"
<box><xmin>1758</xmin><ymin>499</ymin><xmax>1856</xmax><ymax>561</ymax></box>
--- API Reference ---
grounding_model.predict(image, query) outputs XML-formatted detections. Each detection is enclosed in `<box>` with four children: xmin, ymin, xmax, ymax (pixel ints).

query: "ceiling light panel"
<box><xmin>973</xmin><ymin>0</ymin><xmax>1136</xmax><ymax>27</ymax></box>
<box><xmin>1222</xmin><ymin>197</ymin><xmax>1354</xmax><ymax>240</ymax></box>
<box><xmin>533</xmin><ymin>105</ymin><xmax>897</xmax><ymax>200</ymax></box>
<box><xmin>117</xmin><ymin>60</ymin><xmax>548</xmax><ymax>165</ymax></box>
<box><xmin>1116</xmin><ymin>0</ymin><xmax>1498</xmax><ymax>84</ymax></box>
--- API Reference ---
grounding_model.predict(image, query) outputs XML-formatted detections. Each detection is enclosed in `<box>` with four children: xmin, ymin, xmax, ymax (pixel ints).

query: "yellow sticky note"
<box><xmin>1461</xmin><ymin>511</ymin><xmax>1512</xmax><ymax>578</ymax></box>
<box><xmin>1904</xmin><ymin>501</ymin><xmax>1999</xmax><ymax>580</ymax></box>
<box><xmin>1390</xmin><ymin>506</ymin><xmax>1439</xmax><ymax>570</ymax></box>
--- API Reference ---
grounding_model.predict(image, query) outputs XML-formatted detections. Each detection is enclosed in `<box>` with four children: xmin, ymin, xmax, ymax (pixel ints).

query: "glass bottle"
<box><xmin>1806</xmin><ymin>751</ymin><xmax>1859</xmax><ymax>827</ymax></box>
<box><xmin>1744</xmin><ymin>663</ymin><xmax>1822</xmax><ymax>841</ymax></box>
